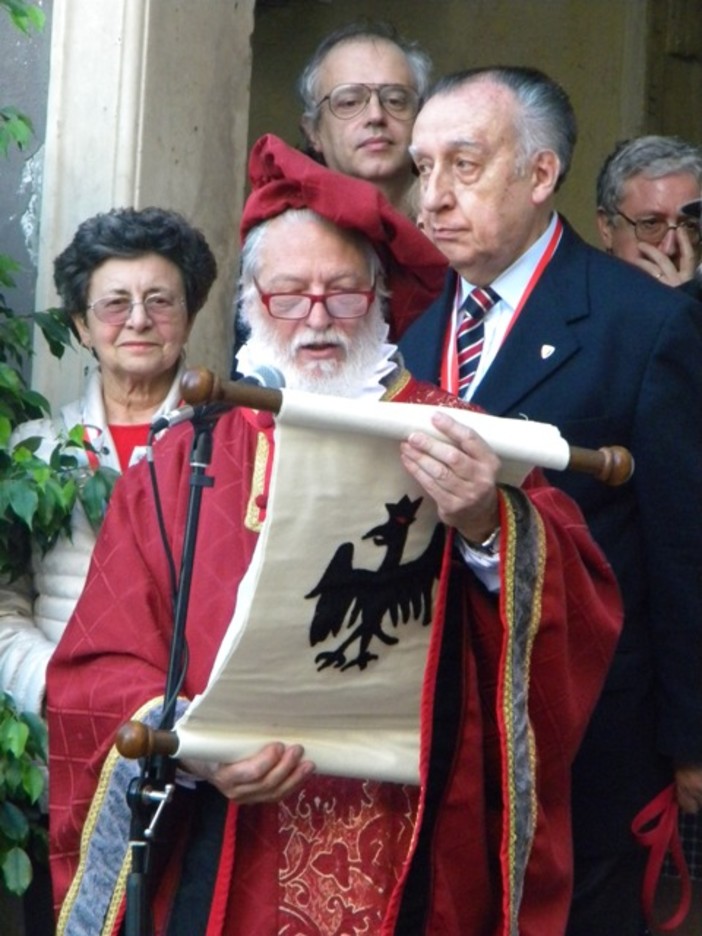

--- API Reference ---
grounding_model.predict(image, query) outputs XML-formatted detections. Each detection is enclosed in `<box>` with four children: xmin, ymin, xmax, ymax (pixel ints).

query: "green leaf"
<box><xmin>0</xmin><ymin>415</ymin><xmax>10</xmax><ymax>446</ymax></box>
<box><xmin>65</xmin><ymin>424</ymin><xmax>86</xmax><ymax>446</ymax></box>
<box><xmin>6</xmin><ymin>480</ymin><xmax>38</xmax><ymax>528</ymax></box>
<box><xmin>1</xmin><ymin>0</ymin><xmax>45</xmax><ymax>36</ymax></box>
<box><xmin>10</xmin><ymin>435</ymin><xmax>42</xmax><ymax>456</ymax></box>
<box><xmin>23</xmin><ymin>390</ymin><xmax>50</xmax><ymax>415</ymax></box>
<box><xmin>78</xmin><ymin>467</ymin><xmax>120</xmax><ymax>530</ymax></box>
<box><xmin>0</xmin><ymin>107</ymin><xmax>34</xmax><ymax>157</ymax></box>
<box><xmin>33</xmin><ymin>308</ymin><xmax>74</xmax><ymax>359</ymax></box>
<box><xmin>0</xmin><ymin>717</ymin><xmax>28</xmax><ymax>758</ymax></box>
<box><xmin>0</xmin><ymin>314</ymin><xmax>32</xmax><ymax>362</ymax></box>
<box><xmin>0</xmin><ymin>363</ymin><xmax>22</xmax><ymax>393</ymax></box>
<box><xmin>20</xmin><ymin>763</ymin><xmax>44</xmax><ymax>804</ymax></box>
<box><xmin>0</xmin><ymin>8</ymin><xmax>87</xmax><ymax>887</ymax></box>
<box><xmin>20</xmin><ymin>712</ymin><xmax>47</xmax><ymax>762</ymax></box>
<box><xmin>0</xmin><ymin>697</ymin><xmax>46</xmax><ymax>889</ymax></box>
<box><xmin>1</xmin><ymin>845</ymin><xmax>32</xmax><ymax>895</ymax></box>
<box><xmin>50</xmin><ymin>444</ymin><xmax>79</xmax><ymax>473</ymax></box>
<box><xmin>33</xmin><ymin>473</ymin><xmax>76</xmax><ymax>529</ymax></box>
<box><xmin>0</xmin><ymin>254</ymin><xmax>20</xmax><ymax>289</ymax></box>
<box><xmin>0</xmin><ymin>752</ymin><xmax>23</xmax><ymax>797</ymax></box>
<box><xmin>0</xmin><ymin>802</ymin><xmax>29</xmax><ymax>842</ymax></box>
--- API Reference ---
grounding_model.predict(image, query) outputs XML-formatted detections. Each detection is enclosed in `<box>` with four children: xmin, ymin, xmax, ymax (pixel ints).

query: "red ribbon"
<box><xmin>631</xmin><ymin>783</ymin><xmax>692</xmax><ymax>931</ymax></box>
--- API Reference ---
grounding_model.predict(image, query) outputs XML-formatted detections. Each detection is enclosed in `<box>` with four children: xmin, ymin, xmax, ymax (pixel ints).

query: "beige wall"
<box><xmin>33</xmin><ymin>0</ymin><xmax>255</xmax><ymax>407</ymax></box>
<box><xmin>249</xmin><ymin>0</ymin><xmax>702</xmax><ymax>246</ymax></box>
<box><xmin>648</xmin><ymin>0</ymin><xmax>702</xmax><ymax>139</ymax></box>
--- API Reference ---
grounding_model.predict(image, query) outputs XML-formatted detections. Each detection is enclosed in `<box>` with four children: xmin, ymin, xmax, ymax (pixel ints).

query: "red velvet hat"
<box><xmin>240</xmin><ymin>134</ymin><xmax>447</xmax><ymax>339</ymax></box>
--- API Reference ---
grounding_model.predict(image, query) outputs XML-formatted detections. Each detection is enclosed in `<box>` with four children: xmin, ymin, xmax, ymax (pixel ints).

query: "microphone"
<box><xmin>150</xmin><ymin>404</ymin><xmax>215</xmax><ymax>433</ymax></box>
<box><xmin>151</xmin><ymin>367</ymin><xmax>285</xmax><ymax>433</ymax></box>
<box><xmin>238</xmin><ymin>365</ymin><xmax>285</xmax><ymax>390</ymax></box>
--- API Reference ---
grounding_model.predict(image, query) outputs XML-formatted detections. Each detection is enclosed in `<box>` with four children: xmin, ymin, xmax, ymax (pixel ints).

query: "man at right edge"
<box><xmin>400</xmin><ymin>65</ymin><xmax>702</xmax><ymax>936</ymax></box>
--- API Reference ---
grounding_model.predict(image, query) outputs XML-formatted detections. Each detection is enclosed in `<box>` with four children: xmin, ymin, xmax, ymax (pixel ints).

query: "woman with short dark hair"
<box><xmin>0</xmin><ymin>206</ymin><xmax>217</xmax><ymax>715</ymax></box>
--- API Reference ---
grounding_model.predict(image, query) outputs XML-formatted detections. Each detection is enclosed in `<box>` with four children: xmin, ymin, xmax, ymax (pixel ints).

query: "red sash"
<box><xmin>631</xmin><ymin>783</ymin><xmax>692</xmax><ymax>932</ymax></box>
<box><xmin>441</xmin><ymin>217</ymin><xmax>563</xmax><ymax>395</ymax></box>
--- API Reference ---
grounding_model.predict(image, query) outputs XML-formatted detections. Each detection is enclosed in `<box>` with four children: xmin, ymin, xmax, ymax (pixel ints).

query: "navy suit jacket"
<box><xmin>401</xmin><ymin>218</ymin><xmax>702</xmax><ymax>854</ymax></box>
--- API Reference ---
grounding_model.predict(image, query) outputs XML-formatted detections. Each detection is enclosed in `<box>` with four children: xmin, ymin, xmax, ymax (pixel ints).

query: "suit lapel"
<box><xmin>399</xmin><ymin>270</ymin><xmax>457</xmax><ymax>384</ymax></box>
<box><xmin>473</xmin><ymin>222</ymin><xmax>589</xmax><ymax>416</ymax></box>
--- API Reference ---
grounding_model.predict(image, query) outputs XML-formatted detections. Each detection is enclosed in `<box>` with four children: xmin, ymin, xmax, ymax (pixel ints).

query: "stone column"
<box><xmin>33</xmin><ymin>0</ymin><xmax>255</xmax><ymax>406</ymax></box>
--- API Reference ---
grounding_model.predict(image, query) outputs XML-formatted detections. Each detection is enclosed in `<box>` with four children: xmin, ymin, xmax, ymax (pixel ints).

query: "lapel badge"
<box><xmin>540</xmin><ymin>344</ymin><xmax>556</xmax><ymax>360</ymax></box>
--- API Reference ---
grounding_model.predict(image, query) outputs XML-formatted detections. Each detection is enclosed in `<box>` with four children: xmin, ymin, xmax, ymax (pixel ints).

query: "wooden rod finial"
<box><xmin>115</xmin><ymin>720</ymin><xmax>179</xmax><ymax>760</ymax></box>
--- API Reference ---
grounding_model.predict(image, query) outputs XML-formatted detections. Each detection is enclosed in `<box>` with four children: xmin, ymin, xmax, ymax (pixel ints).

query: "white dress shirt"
<box><xmin>457</xmin><ymin>212</ymin><xmax>561</xmax><ymax>400</ymax></box>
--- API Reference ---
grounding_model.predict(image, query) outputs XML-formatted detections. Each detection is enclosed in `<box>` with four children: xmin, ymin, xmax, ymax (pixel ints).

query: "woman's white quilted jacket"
<box><xmin>0</xmin><ymin>366</ymin><xmax>183</xmax><ymax>713</ymax></box>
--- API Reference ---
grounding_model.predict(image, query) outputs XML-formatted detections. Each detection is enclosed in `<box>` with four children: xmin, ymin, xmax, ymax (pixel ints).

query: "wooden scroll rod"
<box><xmin>180</xmin><ymin>366</ymin><xmax>634</xmax><ymax>487</ymax></box>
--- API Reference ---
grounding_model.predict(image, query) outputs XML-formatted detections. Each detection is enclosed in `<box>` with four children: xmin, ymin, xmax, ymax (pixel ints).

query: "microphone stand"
<box><xmin>124</xmin><ymin>412</ymin><xmax>216</xmax><ymax>936</ymax></box>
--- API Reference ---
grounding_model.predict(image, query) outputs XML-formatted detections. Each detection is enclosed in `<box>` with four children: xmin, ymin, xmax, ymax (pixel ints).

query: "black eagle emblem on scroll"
<box><xmin>305</xmin><ymin>495</ymin><xmax>444</xmax><ymax>672</ymax></box>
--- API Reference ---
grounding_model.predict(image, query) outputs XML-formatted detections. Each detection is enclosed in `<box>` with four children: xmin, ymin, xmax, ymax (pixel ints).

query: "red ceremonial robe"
<box><xmin>47</xmin><ymin>370</ymin><xmax>622</xmax><ymax>936</ymax></box>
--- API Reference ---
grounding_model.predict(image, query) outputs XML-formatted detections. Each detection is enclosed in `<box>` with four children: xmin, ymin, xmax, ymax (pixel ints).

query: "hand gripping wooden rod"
<box><xmin>179</xmin><ymin>367</ymin><xmax>634</xmax><ymax>487</ymax></box>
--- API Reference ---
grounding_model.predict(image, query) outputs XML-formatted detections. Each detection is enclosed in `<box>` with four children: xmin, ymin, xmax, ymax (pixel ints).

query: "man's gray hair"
<box><xmin>427</xmin><ymin>66</ymin><xmax>577</xmax><ymax>192</ymax></box>
<box><xmin>239</xmin><ymin>208</ymin><xmax>389</xmax><ymax>323</ymax></box>
<box><xmin>298</xmin><ymin>21</ymin><xmax>432</xmax><ymax>129</ymax></box>
<box><xmin>596</xmin><ymin>135</ymin><xmax>702</xmax><ymax>218</ymax></box>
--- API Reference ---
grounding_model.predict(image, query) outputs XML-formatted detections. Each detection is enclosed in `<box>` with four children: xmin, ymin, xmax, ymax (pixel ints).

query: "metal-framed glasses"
<box><xmin>254</xmin><ymin>279</ymin><xmax>376</xmax><ymax>320</ymax></box>
<box><xmin>87</xmin><ymin>292</ymin><xmax>186</xmax><ymax>325</ymax></box>
<box><xmin>316</xmin><ymin>83</ymin><xmax>420</xmax><ymax>121</ymax></box>
<box><xmin>616</xmin><ymin>210</ymin><xmax>701</xmax><ymax>247</ymax></box>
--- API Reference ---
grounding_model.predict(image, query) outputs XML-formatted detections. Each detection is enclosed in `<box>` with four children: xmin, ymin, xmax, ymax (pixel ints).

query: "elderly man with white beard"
<box><xmin>47</xmin><ymin>135</ymin><xmax>622</xmax><ymax>936</ymax></box>
<box><xmin>236</xmin><ymin>210</ymin><xmax>395</xmax><ymax>399</ymax></box>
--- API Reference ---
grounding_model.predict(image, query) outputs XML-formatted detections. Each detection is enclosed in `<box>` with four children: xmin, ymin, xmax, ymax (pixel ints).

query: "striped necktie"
<box><xmin>456</xmin><ymin>286</ymin><xmax>500</xmax><ymax>397</ymax></box>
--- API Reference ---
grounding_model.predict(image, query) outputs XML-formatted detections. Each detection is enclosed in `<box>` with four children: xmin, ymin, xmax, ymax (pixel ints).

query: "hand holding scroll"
<box><xmin>180</xmin><ymin>367</ymin><xmax>634</xmax><ymax>487</ymax></box>
<box><xmin>400</xmin><ymin>410</ymin><xmax>501</xmax><ymax>543</ymax></box>
<box><xmin>180</xmin><ymin>741</ymin><xmax>315</xmax><ymax>805</ymax></box>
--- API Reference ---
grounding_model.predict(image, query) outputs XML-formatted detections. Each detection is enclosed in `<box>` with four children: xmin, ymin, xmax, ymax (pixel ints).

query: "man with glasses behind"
<box><xmin>298</xmin><ymin>20</ymin><xmax>431</xmax><ymax>217</ymax></box>
<box><xmin>232</xmin><ymin>21</ymin><xmax>431</xmax><ymax>377</ymax></box>
<box><xmin>598</xmin><ymin>142</ymin><xmax>702</xmax><ymax>911</ymax></box>
<box><xmin>596</xmin><ymin>135</ymin><xmax>702</xmax><ymax>287</ymax></box>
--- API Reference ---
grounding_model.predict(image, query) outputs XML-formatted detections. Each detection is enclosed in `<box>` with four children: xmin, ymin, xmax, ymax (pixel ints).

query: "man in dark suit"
<box><xmin>400</xmin><ymin>66</ymin><xmax>702</xmax><ymax>936</ymax></box>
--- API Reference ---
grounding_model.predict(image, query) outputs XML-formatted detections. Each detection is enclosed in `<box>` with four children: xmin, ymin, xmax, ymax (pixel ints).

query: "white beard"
<box><xmin>243</xmin><ymin>305</ymin><xmax>389</xmax><ymax>398</ymax></box>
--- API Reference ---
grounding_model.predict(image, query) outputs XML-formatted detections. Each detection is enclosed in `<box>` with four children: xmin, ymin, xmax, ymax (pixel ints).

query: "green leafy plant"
<box><xmin>0</xmin><ymin>423</ymin><xmax>120</xmax><ymax>581</ymax></box>
<box><xmin>0</xmin><ymin>2</ymin><xmax>44</xmax><ymax>160</ymax></box>
<box><xmin>0</xmin><ymin>0</ymin><xmax>53</xmax><ymax>901</ymax></box>
<box><xmin>0</xmin><ymin>0</ymin><xmax>119</xmax><ymax>899</ymax></box>
<box><xmin>0</xmin><ymin>106</ymin><xmax>34</xmax><ymax>158</ymax></box>
<box><xmin>0</xmin><ymin>0</ymin><xmax>118</xmax><ymax>579</ymax></box>
<box><xmin>0</xmin><ymin>235</ymin><xmax>119</xmax><ymax>582</ymax></box>
<box><xmin>0</xmin><ymin>0</ymin><xmax>43</xmax><ymax>33</ymax></box>
<box><xmin>0</xmin><ymin>693</ymin><xmax>47</xmax><ymax>895</ymax></box>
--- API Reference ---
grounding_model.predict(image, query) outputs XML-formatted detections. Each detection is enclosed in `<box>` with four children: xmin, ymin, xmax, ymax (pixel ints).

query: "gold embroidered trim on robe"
<box><xmin>244</xmin><ymin>430</ymin><xmax>270</xmax><ymax>532</ymax></box>
<box><xmin>498</xmin><ymin>487</ymin><xmax>544</xmax><ymax>935</ymax></box>
<box><xmin>57</xmin><ymin>697</ymin><xmax>166</xmax><ymax>936</ymax></box>
<box><xmin>380</xmin><ymin>366</ymin><xmax>411</xmax><ymax>401</ymax></box>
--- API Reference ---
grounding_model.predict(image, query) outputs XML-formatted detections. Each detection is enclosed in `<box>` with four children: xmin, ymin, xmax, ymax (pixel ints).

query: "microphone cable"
<box><xmin>144</xmin><ymin>367</ymin><xmax>286</xmax><ymax>721</ymax></box>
